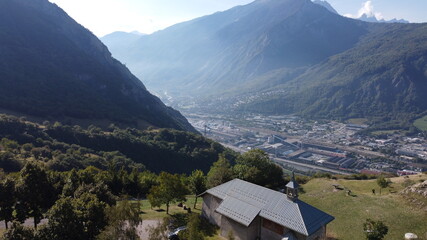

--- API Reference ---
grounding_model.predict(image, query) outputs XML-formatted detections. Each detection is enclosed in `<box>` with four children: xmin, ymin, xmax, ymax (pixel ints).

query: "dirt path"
<box><xmin>137</xmin><ymin>219</ymin><xmax>161</xmax><ymax>239</ymax></box>
<box><xmin>0</xmin><ymin>218</ymin><xmax>48</xmax><ymax>230</ymax></box>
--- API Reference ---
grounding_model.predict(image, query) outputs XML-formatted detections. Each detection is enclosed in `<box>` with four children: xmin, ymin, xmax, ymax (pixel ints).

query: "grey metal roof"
<box><xmin>205</xmin><ymin>179</ymin><xmax>334</xmax><ymax>236</ymax></box>
<box><xmin>215</xmin><ymin>196</ymin><xmax>261</xmax><ymax>227</ymax></box>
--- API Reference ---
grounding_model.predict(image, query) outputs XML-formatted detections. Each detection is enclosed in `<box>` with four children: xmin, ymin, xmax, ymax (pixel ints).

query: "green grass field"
<box><xmin>414</xmin><ymin>115</ymin><xmax>427</xmax><ymax>131</ymax></box>
<box><xmin>137</xmin><ymin>195</ymin><xmax>203</xmax><ymax>220</ymax></box>
<box><xmin>371</xmin><ymin>130</ymin><xmax>399</xmax><ymax>136</ymax></box>
<box><xmin>136</xmin><ymin>196</ymin><xmax>225</xmax><ymax>240</ymax></box>
<box><xmin>300</xmin><ymin>174</ymin><xmax>427</xmax><ymax>240</ymax></box>
<box><xmin>347</xmin><ymin>118</ymin><xmax>368</xmax><ymax>125</ymax></box>
<box><xmin>139</xmin><ymin>175</ymin><xmax>427</xmax><ymax>240</ymax></box>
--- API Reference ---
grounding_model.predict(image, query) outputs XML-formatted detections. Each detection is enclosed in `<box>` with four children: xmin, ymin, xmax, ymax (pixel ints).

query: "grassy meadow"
<box><xmin>300</xmin><ymin>174</ymin><xmax>427</xmax><ymax>240</ymax></box>
<box><xmin>137</xmin><ymin>195</ymin><xmax>203</xmax><ymax>220</ymax></box>
<box><xmin>414</xmin><ymin>115</ymin><xmax>427</xmax><ymax>131</ymax></box>
<box><xmin>137</xmin><ymin>175</ymin><xmax>427</xmax><ymax>240</ymax></box>
<box><xmin>347</xmin><ymin>118</ymin><xmax>368</xmax><ymax>125</ymax></box>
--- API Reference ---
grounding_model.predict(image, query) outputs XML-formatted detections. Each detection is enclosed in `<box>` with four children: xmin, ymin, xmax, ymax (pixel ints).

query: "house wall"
<box><xmin>201</xmin><ymin>194</ymin><xmax>222</xmax><ymax>226</ymax></box>
<box><xmin>293</xmin><ymin>226</ymin><xmax>326</xmax><ymax>240</ymax></box>
<box><xmin>306</xmin><ymin>226</ymin><xmax>326</xmax><ymax>240</ymax></box>
<box><xmin>220</xmin><ymin>216</ymin><xmax>261</xmax><ymax>240</ymax></box>
<box><xmin>260</xmin><ymin>218</ymin><xmax>326</xmax><ymax>240</ymax></box>
<box><xmin>261</xmin><ymin>218</ymin><xmax>285</xmax><ymax>240</ymax></box>
<box><xmin>261</xmin><ymin>227</ymin><xmax>283</xmax><ymax>240</ymax></box>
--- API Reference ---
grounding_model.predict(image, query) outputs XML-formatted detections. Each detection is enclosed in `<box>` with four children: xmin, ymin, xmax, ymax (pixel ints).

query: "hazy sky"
<box><xmin>49</xmin><ymin>0</ymin><xmax>427</xmax><ymax>37</ymax></box>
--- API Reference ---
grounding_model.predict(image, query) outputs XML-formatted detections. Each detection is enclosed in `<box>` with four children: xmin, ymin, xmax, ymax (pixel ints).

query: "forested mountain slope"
<box><xmin>0</xmin><ymin>0</ymin><xmax>194</xmax><ymax>132</ymax></box>
<box><xmin>242</xmin><ymin>23</ymin><xmax>427</xmax><ymax>123</ymax></box>
<box><xmin>0</xmin><ymin>114</ymin><xmax>228</xmax><ymax>173</ymax></box>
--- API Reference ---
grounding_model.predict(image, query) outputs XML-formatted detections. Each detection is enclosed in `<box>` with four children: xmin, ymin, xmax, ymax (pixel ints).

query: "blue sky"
<box><xmin>49</xmin><ymin>0</ymin><xmax>427</xmax><ymax>37</ymax></box>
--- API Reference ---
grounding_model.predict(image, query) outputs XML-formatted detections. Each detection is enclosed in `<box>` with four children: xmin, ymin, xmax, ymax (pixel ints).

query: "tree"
<box><xmin>181</xmin><ymin>213</ymin><xmax>204</xmax><ymax>240</ymax></box>
<box><xmin>62</xmin><ymin>169</ymin><xmax>80</xmax><ymax>197</ymax></box>
<box><xmin>97</xmin><ymin>200</ymin><xmax>142</xmax><ymax>240</ymax></box>
<box><xmin>0</xmin><ymin>178</ymin><xmax>16</xmax><ymax>229</ymax></box>
<box><xmin>234</xmin><ymin>149</ymin><xmax>284</xmax><ymax>189</ymax></box>
<box><xmin>75</xmin><ymin>193</ymin><xmax>108</xmax><ymax>239</ymax></box>
<box><xmin>363</xmin><ymin>218</ymin><xmax>389</xmax><ymax>240</ymax></box>
<box><xmin>74</xmin><ymin>182</ymin><xmax>117</xmax><ymax>206</ymax></box>
<box><xmin>206</xmin><ymin>155</ymin><xmax>233</xmax><ymax>189</ymax></box>
<box><xmin>39</xmin><ymin>194</ymin><xmax>107</xmax><ymax>240</ymax></box>
<box><xmin>127</xmin><ymin>167</ymin><xmax>141</xmax><ymax>197</ymax></box>
<box><xmin>376</xmin><ymin>175</ymin><xmax>389</xmax><ymax>195</ymax></box>
<box><xmin>189</xmin><ymin>170</ymin><xmax>206</xmax><ymax>209</ymax></box>
<box><xmin>147</xmin><ymin>172</ymin><xmax>188</xmax><ymax>214</ymax></box>
<box><xmin>18</xmin><ymin>162</ymin><xmax>55</xmax><ymax>229</ymax></box>
<box><xmin>1</xmin><ymin>221</ymin><xmax>35</xmax><ymax>240</ymax></box>
<box><xmin>39</xmin><ymin>197</ymin><xmax>85</xmax><ymax>240</ymax></box>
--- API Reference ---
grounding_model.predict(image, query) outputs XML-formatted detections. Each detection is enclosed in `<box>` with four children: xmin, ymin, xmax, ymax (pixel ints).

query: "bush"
<box><xmin>1</xmin><ymin>222</ymin><xmax>35</xmax><ymax>240</ymax></box>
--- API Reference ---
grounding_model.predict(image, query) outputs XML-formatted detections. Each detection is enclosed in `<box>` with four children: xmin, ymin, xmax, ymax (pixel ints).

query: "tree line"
<box><xmin>0</xmin><ymin>148</ymin><xmax>286</xmax><ymax>239</ymax></box>
<box><xmin>0</xmin><ymin>114</ymin><xmax>229</xmax><ymax>174</ymax></box>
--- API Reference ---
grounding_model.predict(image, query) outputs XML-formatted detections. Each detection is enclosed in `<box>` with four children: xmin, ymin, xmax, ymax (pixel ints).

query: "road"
<box><xmin>272</xmin><ymin>157</ymin><xmax>351</xmax><ymax>175</ymax></box>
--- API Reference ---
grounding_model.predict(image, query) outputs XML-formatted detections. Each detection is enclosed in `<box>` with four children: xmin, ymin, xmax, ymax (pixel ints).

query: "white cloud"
<box><xmin>358</xmin><ymin>1</ymin><xmax>384</xmax><ymax>19</ymax></box>
<box><xmin>345</xmin><ymin>1</ymin><xmax>384</xmax><ymax>20</ymax></box>
<box><xmin>357</xmin><ymin>1</ymin><xmax>374</xmax><ymax>17</ymax></box>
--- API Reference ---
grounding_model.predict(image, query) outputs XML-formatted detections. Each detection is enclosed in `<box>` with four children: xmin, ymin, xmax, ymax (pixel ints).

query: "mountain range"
<box><xmin>102</xmin><ymin>0</ymin><xmax>427</xmax><ymax>127</ymax></box>
<box><xmin>357</xmin><ymin>14</ymin><xmax>409</xmax><ymax>24</ymax></box>
<box><xmin>0</xmin><ymin>0</ymin><xmax>194</xmax><ymax>132</ymax></box>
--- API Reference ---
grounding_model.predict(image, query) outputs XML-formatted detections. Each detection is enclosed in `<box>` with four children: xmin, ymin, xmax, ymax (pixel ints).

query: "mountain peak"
<box><xmin>312</xmin><ymin>0</ymin><xmax>338</xmax><ymax>14</ymax></box>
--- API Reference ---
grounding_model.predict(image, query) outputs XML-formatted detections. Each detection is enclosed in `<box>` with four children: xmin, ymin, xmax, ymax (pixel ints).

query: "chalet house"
<box><xmin>201</xmin><ymin>175</ymin><xmax>334</xmax><ymax>240</ymax></box>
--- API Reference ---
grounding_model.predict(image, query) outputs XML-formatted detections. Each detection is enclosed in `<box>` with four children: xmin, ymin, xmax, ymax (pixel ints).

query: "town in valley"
<box><xmin>186</xmin><ymin>112</ymin><xmax>427</xmax><ymax>176</ymax></box>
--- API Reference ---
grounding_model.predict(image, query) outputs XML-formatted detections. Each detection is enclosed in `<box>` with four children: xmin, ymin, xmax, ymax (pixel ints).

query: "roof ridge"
<box><xmin>295</xmin><ymin>201</ymin><xmax>309</xmax><ymax>236</ymax></box>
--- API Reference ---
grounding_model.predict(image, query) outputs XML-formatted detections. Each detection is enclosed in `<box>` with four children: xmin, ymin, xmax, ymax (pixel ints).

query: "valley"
<box><xmin>186</xmin><ymin>112</ymin><xmax>427</xmax><ymax>176</ymax></box>
<box><xmin>1</xmin><ymin>0</ymin><xmax>427</xmax><ymax>239</ymax></box>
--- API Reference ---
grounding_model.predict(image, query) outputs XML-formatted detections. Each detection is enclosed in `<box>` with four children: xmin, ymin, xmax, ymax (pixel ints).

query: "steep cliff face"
<box><xmin>0</xmin><ymin>0</ymin><xmax>195</xmax><ymax>132</ymax></box>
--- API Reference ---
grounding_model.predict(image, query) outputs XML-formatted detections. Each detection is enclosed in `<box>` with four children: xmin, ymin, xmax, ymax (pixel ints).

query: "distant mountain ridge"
<box><xmin>103</xmin><ymin>0</ymin><xmax>427</xmax><ymax>127</ymax></box>
<box><xmin>358</xmin><ymin>13</ymin><xmax>409</xmax><ymax>23</ymax></box>
<box><xmin>101</xmin><ymin>31</ymin><xmax>145</xmax><ymax>59</ymax></box>
<box><xmin>242</xmin><ymin>23</ymin><xmax>427</xmax><ymax>120</ymax></box>
<box><xmin>0</xmin><ymin>0</ymin><xmax>195</xmax><ymax>132</ymax></box>
<box><xmin>104</xmin><ymin>0</ymin><xmax>368</xmax><ymax>97</ymax></box>
<box><xmin>312</xmin><ymin>0</ymin><xmax>338</xmax><ymax>15</ymax></box>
